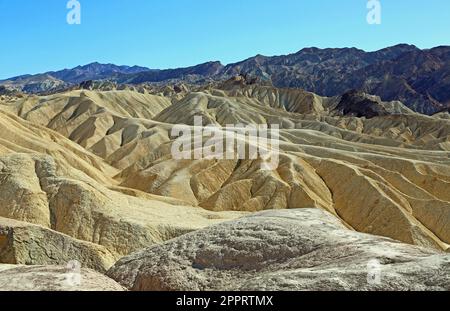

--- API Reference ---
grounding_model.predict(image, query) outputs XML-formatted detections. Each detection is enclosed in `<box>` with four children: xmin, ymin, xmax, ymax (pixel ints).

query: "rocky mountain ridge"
<box><xmin>2</xmin><ymin>44</ymin><xmax>450</xmax><ymax>114</ymax></box>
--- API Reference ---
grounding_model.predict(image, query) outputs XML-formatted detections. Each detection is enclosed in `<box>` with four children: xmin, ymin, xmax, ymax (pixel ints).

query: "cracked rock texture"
<box><xmin>0</xmin><ymin>264</ymin><xmax>125</xmax><ymax>291</ymax></box>
<box><xmin>108</xmin><ymin>209</ymin><xmax>450</xmax><ymax>291</ymax></box>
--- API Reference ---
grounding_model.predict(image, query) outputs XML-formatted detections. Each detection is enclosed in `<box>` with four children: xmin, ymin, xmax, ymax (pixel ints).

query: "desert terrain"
<box><xmin>0</xmin><ymin>73</ymin><xmax>449</xmax><ymax>291</ymax></box>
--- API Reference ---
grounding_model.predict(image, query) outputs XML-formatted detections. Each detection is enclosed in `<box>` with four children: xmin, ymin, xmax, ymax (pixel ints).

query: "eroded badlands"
<box><xmin>0</xmin><ymin>83</ymin><xmax>449</xmax><ymax>290</ymax></box>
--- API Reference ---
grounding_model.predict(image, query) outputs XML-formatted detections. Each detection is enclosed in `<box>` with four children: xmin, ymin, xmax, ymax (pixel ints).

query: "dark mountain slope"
<box><xmin>117</xmin><ymin>61</ymin><xmax>224</xmax><ymax>84</ymax></box>
<box><xmin>1</xmin><ymin>44</ymin><xmax>449</xmax><ymax>114</ymax></box>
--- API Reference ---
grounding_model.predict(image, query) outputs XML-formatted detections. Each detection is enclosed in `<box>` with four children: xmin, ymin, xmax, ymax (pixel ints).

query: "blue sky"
<box><xmin>0</xmin><ymin>0</ymin><xmax>449</xmax><ymax>79</ymax></box>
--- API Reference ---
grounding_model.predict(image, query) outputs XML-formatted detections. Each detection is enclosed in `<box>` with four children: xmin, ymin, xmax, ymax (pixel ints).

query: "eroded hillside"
<box><xmin>0</xmin><ymin>83</ymin><xmax>449</xmax><ymax>290</ymax></box>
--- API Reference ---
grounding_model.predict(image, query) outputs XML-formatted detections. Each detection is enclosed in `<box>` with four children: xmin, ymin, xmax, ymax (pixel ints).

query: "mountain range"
<box><xmin>1</xmin><ymin>44</ymin><xmax>450</xmax><ymax>114</ymax></box>
<box><xmin>1</xmin><ymin>54</ymin><xmax>450</xmax><ymax>290</ymax></box>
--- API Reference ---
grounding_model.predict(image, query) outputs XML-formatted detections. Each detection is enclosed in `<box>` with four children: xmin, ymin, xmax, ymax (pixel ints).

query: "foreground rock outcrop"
<box><xmin>0</xmin><ymin>264</ymin><xmax>124</xmax><ymax>291</ymax></box>
<box><xmin>108</xmin><ymin>209</ymin><xmax>450</xmax><ymax>291</ymax></box>
<box><xmin>0</xmin><ymin>217</ymin><xmax>116</xmax><ymax>272</ymax></box>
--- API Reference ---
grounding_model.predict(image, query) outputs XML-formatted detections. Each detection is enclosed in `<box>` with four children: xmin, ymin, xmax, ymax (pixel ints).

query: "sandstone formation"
<box><xmin>108</xmin><ymin>209</ymin><xmax>450</xmax><ymax>291</ymax></box>
<box><xmin>0</xmin><ymin>264</ymin><xmax>125</xmax><ymax>291</ymax></box>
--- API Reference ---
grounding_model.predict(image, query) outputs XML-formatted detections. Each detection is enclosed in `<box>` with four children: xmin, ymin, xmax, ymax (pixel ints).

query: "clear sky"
<box><xmin>0</xmin><ymin>0</ymin><xmax>449</xmax><ymax>79</ymax></box>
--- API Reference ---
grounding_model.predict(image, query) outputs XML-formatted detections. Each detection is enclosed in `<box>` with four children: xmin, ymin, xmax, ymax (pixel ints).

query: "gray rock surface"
<box><xmin>0</xmin><ymin>264</ymin><xmax>125</xmax><ymax>291</ymax></box>
<box><xmin>108</xmin><ymin>209</ymin><xmax>450</xmax><ymax>291</ymax></box>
